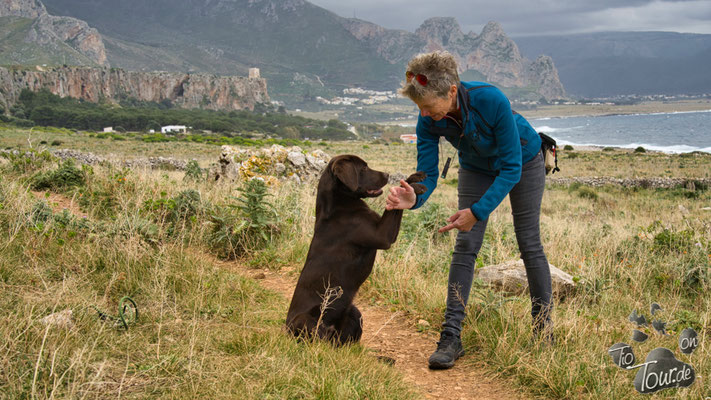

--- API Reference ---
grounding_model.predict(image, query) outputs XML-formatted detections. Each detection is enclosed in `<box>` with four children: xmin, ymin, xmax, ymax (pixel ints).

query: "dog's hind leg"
<box><xmin>336</xmin><ymin>305</ymin><xmax>363</xmax><ymax>345</ymax></box>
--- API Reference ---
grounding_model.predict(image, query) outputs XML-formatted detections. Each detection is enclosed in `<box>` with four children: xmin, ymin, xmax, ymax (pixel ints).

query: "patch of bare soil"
<box><xmin>31</xmin><ymin>191</ymin><xmax>85</xmax><ymax>217</ymax></box>
<box><xmin>217</xmin><ymin>260</ymin><xmax>528</xmax><ymax>400</ymax></box>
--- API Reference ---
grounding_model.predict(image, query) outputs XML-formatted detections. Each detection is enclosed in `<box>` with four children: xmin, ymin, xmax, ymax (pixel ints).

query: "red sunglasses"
<box><xmin>406</xmin><ymin>71</ymin><xmax>428</xmax><ymax>86</ymax></box>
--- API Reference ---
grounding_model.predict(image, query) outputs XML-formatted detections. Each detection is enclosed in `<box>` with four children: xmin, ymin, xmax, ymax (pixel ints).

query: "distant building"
<box><xmin>103</xmin><ymin>127</ymin><xmax>113</xmax><ymax>133</ymax></box>
<box><xmin>400</xmin><ymin>134</ymin><xmax>417</xmax><ymax>144</ymax></box>
<box><xmin>161</xmin><ymin>125</ymin><xmax>187</xmax><ymax>134</ymax></box>
<box><xmin>249</xmin><ymin>68</ymin><xmax>260</xmax><ymax>79</ymax></box>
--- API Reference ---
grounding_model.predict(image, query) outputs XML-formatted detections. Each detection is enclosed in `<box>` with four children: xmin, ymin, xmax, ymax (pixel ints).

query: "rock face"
<box><xmin>475</xmin><ymin>259</ymin><xmax>575</xmax><ymax>298</ymax></box>
<box><xmin>342</xmin><ymin>18</ymin><xmax>566</xmax><ymax>100</ymax></box>
<box><xmin>526</xmin><ymin>55</ymin><xmax>565</xmax><ymax>100</ymax></box>
<box><xmin>0</xmin><ymin>65</ymin><xmax>270</xmax><ymax>111</ymax></box>
<box><xmin>0</xmin><ymin>0</ymin><xmax>108</xmax><ymax>66</ymax></box>
<box><xmin>0</xmin><ymin>0</ymin><xmax>45</xmax><ymax>18</ymax></box>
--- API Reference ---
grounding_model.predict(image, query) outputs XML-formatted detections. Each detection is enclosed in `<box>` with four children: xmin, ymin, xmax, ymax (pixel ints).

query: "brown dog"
<box><xmin>285</xmin><ymin>154</ymin><xmax>425</xmax><ymax>345</ymax></box>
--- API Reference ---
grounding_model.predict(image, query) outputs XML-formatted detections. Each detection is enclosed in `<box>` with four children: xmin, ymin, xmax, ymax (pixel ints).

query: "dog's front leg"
<box><xmin>352</xmin><ymin>209</ymin><xmax>403</xmax><ymax>249</ymax></box>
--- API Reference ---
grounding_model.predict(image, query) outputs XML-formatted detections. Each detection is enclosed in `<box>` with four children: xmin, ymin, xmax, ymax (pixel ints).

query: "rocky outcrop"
<box><xmin>0</xmin><ymin>65</ymin><xmax>270</xmax><ymax>111</ymax></box>
<box><xmin>29</xmin><ymin>13</ymin><xmax>108</xmax><ymax>66</ymax></box>
<box><xmin>215</xmin><ymin>144</ymin><xmax>330</xmax><ymax>184</ymax></box>
<box><xmin>526</xmin><ymin>55</ymin><xmax>566</xmax><ymax>100</ymax></box>
<box><xmin>1</xmin><ymin>0</ymin><xmax>108</xmax><ymax>66</ymax></box>
<box><xmin>341</xmin><ymin>18</ymin><xmax>566</xmax><ymax>100</ymax></box>
<box><xmin>0</xmin><ymin>0</ymin><xmax>45</xmax><ymax>18</ymax></box>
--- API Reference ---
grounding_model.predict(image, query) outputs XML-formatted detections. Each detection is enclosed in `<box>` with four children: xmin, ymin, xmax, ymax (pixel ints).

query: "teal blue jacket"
<box><xmin>413</xmin><ymin>81</ymin><xmax>541</xmax><ymax>221</ymax></box>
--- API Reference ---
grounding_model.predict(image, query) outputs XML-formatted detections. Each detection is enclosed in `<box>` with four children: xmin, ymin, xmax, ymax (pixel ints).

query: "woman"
<box><xmin>386</xmin><ymin>51</ymin><xmax>553</xmax><ymax>370</ymax></box>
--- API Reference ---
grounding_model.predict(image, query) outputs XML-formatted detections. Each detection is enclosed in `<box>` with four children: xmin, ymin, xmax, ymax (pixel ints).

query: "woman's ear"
<box><xmin>449</xmin><ymin>84</ymin><xmax>458</xmax><ymax>99</ymax></box>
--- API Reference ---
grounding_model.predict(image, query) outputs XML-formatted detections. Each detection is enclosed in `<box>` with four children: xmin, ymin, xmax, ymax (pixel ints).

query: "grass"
<box><xmin>1</xmin><ymin>125</ymin><xmax>710</xmax><ymax>398</ymax></box>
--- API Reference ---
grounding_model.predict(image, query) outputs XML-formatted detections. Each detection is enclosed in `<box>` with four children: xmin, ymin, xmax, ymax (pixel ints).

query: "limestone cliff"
<box><xmin>0</xmin><ymin>66</ymin><xmax>270</xmax><ymax>112</ymax></box>
<box><xmin>0</xmin><ymin>0</ymin><xmax>44</xmax><ymax>18</ymax></box>
<box><xmin>341</xmin><ymin>18</ymin><xmax>566</xmax><ymax>99</ymax></box>
<box><xmin>0</xmin><ymin>0</ymin><xmax>108</xmax><ymax>66</ymax></box>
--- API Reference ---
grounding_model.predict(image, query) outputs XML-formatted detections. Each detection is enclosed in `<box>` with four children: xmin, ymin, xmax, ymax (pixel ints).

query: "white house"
<box><xmin>103</xmin><ymin>127</ymin><xmax>114</xmax><ymax>133</ymax></box>
<box><xmin>400</xmin><ymin>134</ymin><xmax>417</xmax><ymax>144</ymax></box>
<box><xmin>161</xmin><ymin>125</ymin><xmax>187</xmax><ymax>134</ymax></box>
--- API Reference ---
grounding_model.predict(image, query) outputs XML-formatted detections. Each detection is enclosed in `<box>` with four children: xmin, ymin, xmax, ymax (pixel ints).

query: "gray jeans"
<box><xmin>442</xmin><ymin>151</ymin><xmax>552</xmax><ymax>336</ymax></box>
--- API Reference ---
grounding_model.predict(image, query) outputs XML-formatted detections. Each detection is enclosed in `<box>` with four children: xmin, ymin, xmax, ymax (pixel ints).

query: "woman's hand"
<box><xmin>439</xmin><ymin>208</ymin><xmax>477</xmax><ymax>233</ymax></box>
<box><xmin>385</xmin><ymin>180</ymin><xmax>416</xmax><ymax>210</ymax></box>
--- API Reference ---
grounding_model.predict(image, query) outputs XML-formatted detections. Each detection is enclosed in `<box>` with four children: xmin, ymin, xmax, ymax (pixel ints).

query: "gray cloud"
<box><xmin>308</xmin><ymin>0</ymin><xmax>711</xmax><ymax>36</ymax></box>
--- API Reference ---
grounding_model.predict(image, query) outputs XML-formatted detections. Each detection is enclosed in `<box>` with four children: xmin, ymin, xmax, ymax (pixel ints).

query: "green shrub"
<box><xmin>208</xmin><ymin>179</ymin><xmax>277</xmax><ymax>259</ymax></box>
<box><xmin>183</xmin><ymin>160</ymin><xmax>204</xmax><ymax>182</ymax></box>
<box><xmin>1</xmin><ymin>149</ymin><xmax>55</xmax><ymax>173</ymax></box>
<box><xmin>50</xmin><ymin>140</ymin><xmax>62</xmax><ymax>146</ymax></box>
<box><xmin>563</xmin><ymin>145</ymin><xmax>574</xmax><ymax>151</ymax></box>
<box><xmin>634</xmin><ymin>146</ymin><xmax>646</xmax><ymax>153</ymax></box>
<box><xmin>29</xmin><ymin>159</ymin><xmax>86</xmax><ymax>191</ymax></box>
<box><xmin>652</xmin><ymin>228</ymin><xmax>695</xmax><ymax>254</ymax></box>
<box><xmin>29</xmin><ymin>200</ymin><xmax>54</xmax><ymax>225</ymax></box>
<box><xmin>602</xmin><ymin>147</ymin><xmax>615</xmax><ymax>152</ymax></box>
<box><xmin>577</xmin><ymin>186</ymin><xmax>598</xmax><ymax>200</ymax></box>
<box><xmin>143</xmin><ymin>189</ymin><xmax>203</xmax><ymax>236</ymax></box>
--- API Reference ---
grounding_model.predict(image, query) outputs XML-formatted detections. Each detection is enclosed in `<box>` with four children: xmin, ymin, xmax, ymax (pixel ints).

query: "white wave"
<box><xmin>557</xmin><ymin>140</ymin><xmax>711</xmax><ymax>154</ymax></box>
<box><xmin>533</xmin><ymin>125</ymin><xmax>585</xmax><ymax>133</ymax></box>
<box><xmin>624</xmin><ymin>109</ymin><xmax>711</xmax><ymax>117</ymax></box>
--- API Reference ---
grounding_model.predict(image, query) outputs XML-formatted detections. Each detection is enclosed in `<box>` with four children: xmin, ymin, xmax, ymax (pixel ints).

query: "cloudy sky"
<box><xmin>308</xmin><ymin>0</ymin><xmax>711</xmax><ymax>36</ymax></box>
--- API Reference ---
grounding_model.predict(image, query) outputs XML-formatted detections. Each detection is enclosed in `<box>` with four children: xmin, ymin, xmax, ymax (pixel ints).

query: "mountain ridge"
<box><xmin>36</xmin><ymin>0</ymin><xmax>565</xmax><ymax>103</ymax></box>
<box><xmin>514</xmin><ymin>31</ymin><xmax>711</xmax><ymax>97</ymax></box>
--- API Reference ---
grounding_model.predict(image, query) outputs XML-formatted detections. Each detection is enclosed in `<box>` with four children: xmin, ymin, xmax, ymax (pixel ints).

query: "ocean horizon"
<box><xmin>397</xmin><ymin>109</ymin><xmax>711</xmax><ymax>153</ymax></box>
<box><xmin>530</xmin><ymin>109</ymin><xmax>711</xmax><ymax>153</ymax></box>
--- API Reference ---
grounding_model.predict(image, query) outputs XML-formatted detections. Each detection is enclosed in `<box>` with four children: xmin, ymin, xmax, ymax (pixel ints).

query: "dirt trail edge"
<box><xmin>224</xmin><ymin>262</ymin><xmax>529</xmax><ymax>400</ymax></box>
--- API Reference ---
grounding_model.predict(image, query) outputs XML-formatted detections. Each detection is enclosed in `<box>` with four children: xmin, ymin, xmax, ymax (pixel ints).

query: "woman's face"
<box><xmin>412</xmin><ymin>86</ymin><xmax>457</xmax><ymax>121</ymax></box>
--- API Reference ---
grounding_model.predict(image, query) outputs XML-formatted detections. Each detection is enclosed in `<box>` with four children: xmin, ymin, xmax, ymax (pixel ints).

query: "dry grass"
<box><xmin>1</xmin><ymin>125</ymin><xmax>710</xmax><ymax>399</ymax></box>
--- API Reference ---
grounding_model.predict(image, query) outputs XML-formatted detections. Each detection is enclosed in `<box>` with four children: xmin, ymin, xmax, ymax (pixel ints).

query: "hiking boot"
<box><xmin>428</xmin><ymin>331</ymin><xmax>464</xmax><ymax>369</ymax></box>
<box><xmin>532</xmin><ymin>321</ymin><xmax>556</xmax><ymax>348</ymax></box>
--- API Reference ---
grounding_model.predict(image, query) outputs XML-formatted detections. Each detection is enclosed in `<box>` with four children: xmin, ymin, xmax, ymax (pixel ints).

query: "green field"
<box><xmin>1</xmin><ymin>125</ymin><xmax>710</xmax><ymax>399</ymax></box>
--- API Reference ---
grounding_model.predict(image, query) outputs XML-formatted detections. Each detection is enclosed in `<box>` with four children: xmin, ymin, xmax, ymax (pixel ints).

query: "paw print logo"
<box><xmin>608</xmin><ymin>303</ymin><xmax>699</xmax><ymax>394</ymax></box>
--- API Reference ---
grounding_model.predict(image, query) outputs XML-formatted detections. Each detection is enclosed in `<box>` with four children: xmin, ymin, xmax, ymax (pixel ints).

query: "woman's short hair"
<box><xmin>399</xmin><ymin>51</ymin><xmax>460</xmax><ymax>101</ymax></box>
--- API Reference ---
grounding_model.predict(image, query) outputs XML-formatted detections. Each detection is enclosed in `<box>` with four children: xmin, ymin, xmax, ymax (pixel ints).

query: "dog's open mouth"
<box><xmin>366</xmin><ymin>189</ymin><xmax>383</xmax><ymax>197</ymax></box>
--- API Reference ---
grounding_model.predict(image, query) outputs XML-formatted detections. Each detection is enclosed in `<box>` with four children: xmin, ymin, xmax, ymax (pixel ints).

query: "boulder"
<box><xmin>287</xmin><ymin>151</ymin><xmax>306</xmax><ymax>167</ymax></box>
<box><xmin>475</xmin><ymin>259</ymin><xmax>575</xmax><ymax>298</ymax></box>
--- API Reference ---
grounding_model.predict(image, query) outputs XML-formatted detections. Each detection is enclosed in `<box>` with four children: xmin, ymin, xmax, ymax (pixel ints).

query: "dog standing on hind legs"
<box><xmin>286</xmin><ymin>154</ymin><xmax>426</xmax><ymax>345</ymax></box>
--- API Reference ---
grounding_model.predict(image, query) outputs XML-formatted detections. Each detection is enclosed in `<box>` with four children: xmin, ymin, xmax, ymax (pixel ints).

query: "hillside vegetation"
<box><xmin>6</xmin><ymin>89</ymin><xmax>355</xmax><ymax>141</ymax></box>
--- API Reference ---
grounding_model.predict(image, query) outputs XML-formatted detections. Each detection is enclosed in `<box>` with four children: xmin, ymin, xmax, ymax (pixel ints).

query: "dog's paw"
<box><xmin>410</xmin><ymin>183</ymin><xmax>427</xmax><ymax>195</ymax></box>
<box><xmin>405</xmin><ymin>172</ymin><xmax>427</xmax><ymax>194</ymax></box>
<box><xmin>405</xmin><ymin>171</ymin><xmax>426</xmax><ymax>184</ymax></box>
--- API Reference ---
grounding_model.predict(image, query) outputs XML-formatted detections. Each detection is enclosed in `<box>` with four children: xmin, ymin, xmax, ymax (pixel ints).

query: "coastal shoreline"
<box><xmin>518</xmin><ymin>99</ymin><xmax>711</xmax><ymax>119</ymax></box>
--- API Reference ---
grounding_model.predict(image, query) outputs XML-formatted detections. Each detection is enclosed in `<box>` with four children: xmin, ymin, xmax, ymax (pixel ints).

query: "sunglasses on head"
<box><xmin>406</xmin><ymin>71</ymin><xmax>428</xmax><ymax>86</ymax></box>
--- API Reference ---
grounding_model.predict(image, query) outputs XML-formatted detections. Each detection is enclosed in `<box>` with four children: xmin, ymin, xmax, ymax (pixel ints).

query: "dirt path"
<box><xmin>226</xmin><ymin>263</ymin><xmax>528</xmax><ymax>400</ymax></box>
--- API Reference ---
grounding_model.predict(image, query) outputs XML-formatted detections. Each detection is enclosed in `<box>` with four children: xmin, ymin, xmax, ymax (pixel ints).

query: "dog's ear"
<box><xmin>332</xmin><ymin>158</ymin><xmax>359</xmax><ymax>192</ymax></box>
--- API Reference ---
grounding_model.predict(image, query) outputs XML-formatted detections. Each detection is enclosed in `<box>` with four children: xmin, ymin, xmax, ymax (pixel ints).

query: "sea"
<box><xmin>529</xmin><ymin>109</ymin><xmax>711</xmax><ymax>153</ymax></box>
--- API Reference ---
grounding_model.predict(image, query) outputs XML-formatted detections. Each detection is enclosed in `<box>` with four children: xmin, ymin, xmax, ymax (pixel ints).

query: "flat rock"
<box><xmin>475</xmin><ymin>259</ymin><xmax>575</xmax><ymax>298</ymax></box>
